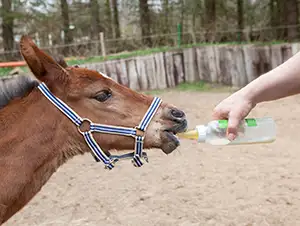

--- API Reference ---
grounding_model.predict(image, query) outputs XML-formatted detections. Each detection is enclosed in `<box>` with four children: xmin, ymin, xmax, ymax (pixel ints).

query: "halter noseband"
<box><xmin>37</xmin><ymin>82</ymin><xmax>162</xmax><ymax>170</ymax></box>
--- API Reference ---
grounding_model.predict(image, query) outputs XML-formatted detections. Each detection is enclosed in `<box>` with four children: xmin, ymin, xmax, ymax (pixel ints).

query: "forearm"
<box><xmin>240</xmin><ymin>51</ymin><xmax>300</xmax><ymax>104</ymax></box>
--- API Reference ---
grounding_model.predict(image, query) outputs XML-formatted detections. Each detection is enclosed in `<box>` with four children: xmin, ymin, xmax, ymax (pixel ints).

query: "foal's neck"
<box><xmin>0</xmin><ymin>88</ymin><xmax>85</xmax><ymax>161</ymax></box>
<box><xmin>0</xmin><ymin>89</ymin><xmax>87</xmax><ymax>223</ymax></box>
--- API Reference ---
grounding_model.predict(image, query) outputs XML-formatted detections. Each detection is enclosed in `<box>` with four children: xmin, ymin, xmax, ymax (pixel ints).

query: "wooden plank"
<box><xmin>282</xmin><ymin>44</ymin><xmax>293</xmax><ymax>62</ymax></box>
<box><xmin>104</xmin><ymin>62</ymin><xmax>118</xmax><ymax>81</ymax></box>
<box><xmin>154</xmin><ymin>53</ymin><xmax>167</xmax><ymax>89</ymax></box>
<box><xmin>143</xmin><ymin>56</ymin><xmax>158</xmax><ymax>90</ymax></box>
<box><xmin>183</xmin><ymin>48</ymin><xmax>198</xmax><ymax>82</ymax></box>
<box><xmin>173</xmin><ymin>52</ymin><xmax>185</xmax><ymax>85</ymax></box>
<box><xmin>135</xmin><ymin>56</ymin><xmax>149</xmax><ymax>90</ymax></box>
<box><xmin>213</xmin><ymin>45</ymin><xmax>221</xmax><ymax>83</ymax></box>
<box><xmin>118</xmin><ymin>60</ymin><xmax>129</xmax><ymax>87</ymax></box>
<box><xmin>195</xmin><ymin>47</ymin><xmax>203</xmax><ymax>81</ymax></box>
<box><xmin>270</xmin><ymin>45</ymin><xmax>283</xmax><ymax>69</ymax></box>
<box><xmin>196</xmin><ymin>47</ymin><xmax>210</xmax><ymax>82</ymax></box>
<box><xmin>217</xmin><ymin>46</ymin><xmax>231</xmax><ymax>85</ymax></box>
<box><xmin>225</xmin><ymin>47</ymin><xmax>235</xmax><ymax>86</ymax></box>
<box><xmin>291</xmin><ymin>43</ymin><xmax>300</xmax><ymax>56</ymax></box>
<box><xmin>243</xmin><ymin>45</ymin><xmax>258</xmax><ymax>83</ymax></box>
<box><xmin>126</xmin><ymin>59</ymin><xmax>140</xmax><ymax>90</ymax></box>
<box><xmin>254</xmin><ymin>45</ymin><xmax>271</xmax><ymax>77</ymax></box>
<box><xmin>165</xmin><ymin>51</ymin><xmax>176</xmax><ymax>88</ymax></box>
<box><xmin>207</xmin><ymin>46</ymin><xmax>218</xmax><ymax>83</ymax></box>
<box><xmin>234</xmin><ymin>46</ymin><xmax>247</xmax><ymax>87</ymax></box>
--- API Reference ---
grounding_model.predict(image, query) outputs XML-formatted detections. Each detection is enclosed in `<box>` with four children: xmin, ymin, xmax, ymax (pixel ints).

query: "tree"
<box><xmin>90</xmin><ymin>0</ymin><xmax>102</xmax><ymax>39</ymax></box>
<box><xmin>1</xmin><ymin>0</ymin><xmax>14</xmax><ymax>52</ymax></box>
<box><xmin>204</xmin><ymin>0</ymin><xmax>216</xmax><ymax>42</ymax></box>
<box><xmin>286</xmin><ymin>0</ymin><xmax>298</xmax><ymax>41</ymax></box>
<box><xmin>111</xmin><ymin>0</ymin><xmax>120</xmax><ymax>39</ymax></box>
<box><xmin>105</xmin><ymin>0</ymin><xmax>112</xmax><ymax>38</ymax></box>
<box><xmin>237</xmin><ymin>0</ymin><xmax>244</xmax><ymax>41</ymax></box>
<box><xmin>269</xmin><ymin>0</ymin><xmax>278</xmax><ymax>39</ymax></box>
<box><xmin>60</xmin><ymin>0</ymin><xmax>73</xmax><ymax>44</ymax></box>
<box><xmin>139</xmin><ymin>0</ymin><xmax>152</xmax><ymax>46</ymax></box>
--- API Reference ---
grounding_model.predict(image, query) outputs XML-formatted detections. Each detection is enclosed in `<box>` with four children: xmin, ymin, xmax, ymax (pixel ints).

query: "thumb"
<box><xmin>227</xmin><ymin>113</ymin><xmax>242</xmax><ymax>141</ymax></box>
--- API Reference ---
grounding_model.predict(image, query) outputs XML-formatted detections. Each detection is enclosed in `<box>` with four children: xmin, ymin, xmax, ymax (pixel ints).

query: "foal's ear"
<box><xmin>53</xmin><ymin>55</ymin><xmax>68</xmax><ymax>68</ymax></box>
<box><xmin>19</xmin><ymin>35</ymin><xmax>68</xmax><ymax>83</ymax></box>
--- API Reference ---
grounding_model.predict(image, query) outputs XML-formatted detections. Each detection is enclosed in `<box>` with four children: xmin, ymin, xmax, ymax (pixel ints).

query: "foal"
<box><xmin>0</xmin><ymin>36</ymin><xmax>187</xmax><ymax>224</ymax></box>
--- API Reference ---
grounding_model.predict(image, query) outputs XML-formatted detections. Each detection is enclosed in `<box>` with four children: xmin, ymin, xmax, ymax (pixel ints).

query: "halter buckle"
<box><xmin>135</xmin><ymin>127</ymin><xmax>145</xmax><ymax>137</ymax></box>
<box><xmin>77</xmin><ymin>118</ymin><xmax>92</xmax><ymax>135</ymax></box>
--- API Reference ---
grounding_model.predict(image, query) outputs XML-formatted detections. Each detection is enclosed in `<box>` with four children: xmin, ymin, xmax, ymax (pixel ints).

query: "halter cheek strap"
<box><xmin>37</xmin><ymin>82</ymin><xmax>162</xmax><ymax>170</ymax></box>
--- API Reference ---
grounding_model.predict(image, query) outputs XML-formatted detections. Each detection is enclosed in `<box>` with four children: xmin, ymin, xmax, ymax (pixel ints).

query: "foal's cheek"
<box><xmin>144</xmin><ymin>121</ymin><xmax>162</xmax><ymax>146</ymax></box>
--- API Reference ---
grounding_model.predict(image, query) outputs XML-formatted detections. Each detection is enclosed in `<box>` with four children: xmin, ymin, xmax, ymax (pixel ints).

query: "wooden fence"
<box><xmin>80</xmin><ymin>43</ymin><xmax>300</xmax><ymax>90</ymax></box>
<box><xmin>9</xmin><ymin>43</ymin><xmax>300</xmax><ymax>91</ymax></box>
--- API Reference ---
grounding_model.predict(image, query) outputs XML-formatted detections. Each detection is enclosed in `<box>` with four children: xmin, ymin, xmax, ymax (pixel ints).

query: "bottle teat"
<box><xmin>177</xmin><ymin>129</ymin><xmax>199</xmax><ymax>140</ymax></box>
<box><xmin>178</xmin><ymin>125</ymin><xmax>207</xmax><ymax>142</ymax></box>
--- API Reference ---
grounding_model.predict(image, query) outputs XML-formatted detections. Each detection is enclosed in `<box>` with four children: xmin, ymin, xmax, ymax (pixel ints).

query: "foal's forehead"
<box><xmin>69</xmin><ymin>67</ymin><xmax>111</xmax><ymax>81</ymax></box>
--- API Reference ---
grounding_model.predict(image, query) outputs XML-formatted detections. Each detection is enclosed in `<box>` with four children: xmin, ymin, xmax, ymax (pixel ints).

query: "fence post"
<box><xmin>100</xmin><ymin>32</ymin><xmax>106</xmax><ymax>57</ymax></box>
<box><xmin>48</xmin><ymin>34</ymin><xmax>53</xmax><ymax>46</ymax></box>
<box><xmin>177</xmin><ymin>23</ymin><xmax>182</xmax><ymax>48</ymax></box>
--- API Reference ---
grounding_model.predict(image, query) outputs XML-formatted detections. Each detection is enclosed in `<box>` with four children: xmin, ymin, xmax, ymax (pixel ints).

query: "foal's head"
<box><xmin>19</xmin><ymin>35</ymin><xmax>187</xmax><ymax>155</ymax></box>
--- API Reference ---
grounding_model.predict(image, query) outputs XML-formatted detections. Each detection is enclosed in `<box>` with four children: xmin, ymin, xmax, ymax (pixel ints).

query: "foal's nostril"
<box><xmin>171</xmin><ymin>109</ymin><xmax>185</xmax><ymax>119</ymax></box>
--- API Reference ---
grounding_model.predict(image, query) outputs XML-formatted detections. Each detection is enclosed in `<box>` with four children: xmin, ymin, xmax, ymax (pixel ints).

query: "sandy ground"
<box><xmin>4</xmin><ymin>90</ymin><xmax>300</xmax><ymax>226</ymax></box>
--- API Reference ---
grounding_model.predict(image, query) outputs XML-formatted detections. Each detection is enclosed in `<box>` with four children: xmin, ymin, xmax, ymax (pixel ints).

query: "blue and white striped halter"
<box><xmin>37</xmin><ymin>82</ymin><xmax>162</xmax><ymax>170</ymax></box>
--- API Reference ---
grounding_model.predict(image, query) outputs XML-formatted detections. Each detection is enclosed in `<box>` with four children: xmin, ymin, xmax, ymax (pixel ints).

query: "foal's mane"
<box><xmin>0</xmin><ymin>55</ymin><xmax>67</xmax><ymax>110</ymax></box>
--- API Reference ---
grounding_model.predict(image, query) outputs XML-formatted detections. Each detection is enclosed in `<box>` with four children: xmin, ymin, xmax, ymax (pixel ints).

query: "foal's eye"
<box><xmin>94</xmin><ymin>90</ymin><xmax>112</xmax><ymax>102</ymax></box>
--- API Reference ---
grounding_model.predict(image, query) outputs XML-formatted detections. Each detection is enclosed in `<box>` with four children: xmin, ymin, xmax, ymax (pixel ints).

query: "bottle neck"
<box><xmin>196</xmin><ymin>125</ymin><xmax>207</xmax><ymax>142</ymax></box>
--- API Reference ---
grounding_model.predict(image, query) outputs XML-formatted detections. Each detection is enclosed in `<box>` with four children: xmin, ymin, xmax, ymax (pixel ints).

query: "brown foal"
<box><xmin>0</xmin><ymin>36</ymin><xmax>188</xmax><ymax>224</ymax></box>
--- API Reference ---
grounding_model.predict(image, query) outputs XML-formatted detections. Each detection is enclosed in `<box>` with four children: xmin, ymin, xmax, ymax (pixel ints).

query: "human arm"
<box><xmin>213</xmin><ymin>50</ymin><xmax>300</xmax><ymax>140</ymax></box>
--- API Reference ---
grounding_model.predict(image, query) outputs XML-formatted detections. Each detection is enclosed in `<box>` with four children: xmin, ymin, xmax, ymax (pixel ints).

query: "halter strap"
<box><xmin>37</xmin><ymin>82</ymin><xmax>162</xmax><ymax>170</ymax></box>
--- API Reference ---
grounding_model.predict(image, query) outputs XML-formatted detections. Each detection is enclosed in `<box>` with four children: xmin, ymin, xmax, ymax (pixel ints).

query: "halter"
<box><xmin>37</xmin><ymin>82</ymin><xmax>162</xmax><ymax>170</ymax></box>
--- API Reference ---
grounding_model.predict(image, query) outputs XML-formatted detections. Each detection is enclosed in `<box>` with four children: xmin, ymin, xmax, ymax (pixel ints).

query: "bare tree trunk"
<box><xmin>139</xmin><ymin>0</ymin><xmax>152</xmax><ymax>47</ymax></box>
<box><xmin>163</xmin><ymin>0</ymin><xmax>169</xmax><ymax>34</ymax></box>
<box><xmin>269</xmin><ymin>0</ymin><xmax>278</xmax><ymax>40</ymax></box>
<box><xmin>204</xmin><ymin>0</ymin><xmax>216</xmax><ymax>42</ymax></box>
<box><xmin>111</xmin><ymin>0</ymin><xmax>120</xmax><ymax>39</ymax></box>
<box><xmin>60</xmin><ymin>0</ymin><xmax>72</xmax><ymax>55</ymax></box>
<box><xmin>105</xmin><ymin>0</ymin><xmax>112</xmax><ymax>38</ymax></box>
<box><xmin>191</xmin><ymin>0</ymin><xmax>199</xmax><ymax>43</ymax></box>
<box><xmin>220</xmin><ymin>0</ymin><xmax>230</xmax><ymax>42</ymax></box>
<box><xmin>277</xmin><ymin>0</ymin><xmax>287</xmax><ymax>40</ymax></box>
<box><xmin>276</xmin><ymin>0</ymin><xmax>298</xmax><ymax>41</ymax></box>
<box><xmin>1</xmin><ymin>0</ymin><xmax>14</xmax><ymax>55</ymax></box>
<box><xmin>286</xmin><ymin>0</ymin><xmax>298</xmax><ymax>41</ymax></box>
<box><xmin>237</xmin><ymin>0</ymin><xmax>244</xmax><ymax>41</ymax></box>
<box><xmin>180</xmin><ymin>0</ymin><xmax>184</xmax><ymax>29</ymax></box>
<box><xmin>90</xmin><ymin>0</ymin><xmax>101</xmax><ymax>39</ymax></box>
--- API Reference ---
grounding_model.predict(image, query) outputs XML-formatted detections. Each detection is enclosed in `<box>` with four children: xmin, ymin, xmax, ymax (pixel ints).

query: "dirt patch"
<box><xmin>4</xmin><ymin>90</ymin><xmax>300</xmax><ymax>226</ymax></box>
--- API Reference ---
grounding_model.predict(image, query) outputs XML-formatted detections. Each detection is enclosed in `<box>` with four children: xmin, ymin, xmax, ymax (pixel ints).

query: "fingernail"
<box><xmin>228</xmin><ymin>133</ymin><xmax>236</xmax><ymax>141</ymax></box>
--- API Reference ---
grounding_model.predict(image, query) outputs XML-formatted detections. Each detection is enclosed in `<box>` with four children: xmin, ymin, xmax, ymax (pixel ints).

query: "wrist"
<box><xmin>239</xmin><ymin>71</ymin><xmax>271</xmax><ymax>106</ymax></box>
<box><xmin>238</xmin><ymin>84</ymin><xmax>259</xmax><ymax>106</ymax></box>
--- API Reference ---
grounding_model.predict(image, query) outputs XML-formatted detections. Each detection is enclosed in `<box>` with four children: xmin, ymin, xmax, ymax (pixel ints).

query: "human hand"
<box><xmin>212</xmin><ymin>91</ymin><xmax>256</xmax><ymax>141</ymax></box>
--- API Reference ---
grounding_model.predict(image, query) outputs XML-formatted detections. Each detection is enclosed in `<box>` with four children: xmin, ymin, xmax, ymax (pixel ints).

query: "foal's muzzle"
<box><xmin>161</xmin><ymin>107</ymin><xmax>188</xmax><ymax>154</ymax></box>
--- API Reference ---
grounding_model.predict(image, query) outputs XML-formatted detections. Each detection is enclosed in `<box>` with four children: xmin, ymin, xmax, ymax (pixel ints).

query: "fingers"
<box><xmin>227</xmin><ymin>112</ymin><xmax>243</xmax><ymax>141</ymax></box>
<box><xmin>213</xmin><ymin>105</ymin><xmax>243</xmax><ymax>141</ymax></box>
<box><xmin>212</xmin><ymin>106</ymin><xmax>229</xmax><ymax>120</ymax></box>
<box><xmin>213</xmin><ymin>98</ymin><xmax>247</xmax><ymax>141</ymax></box>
